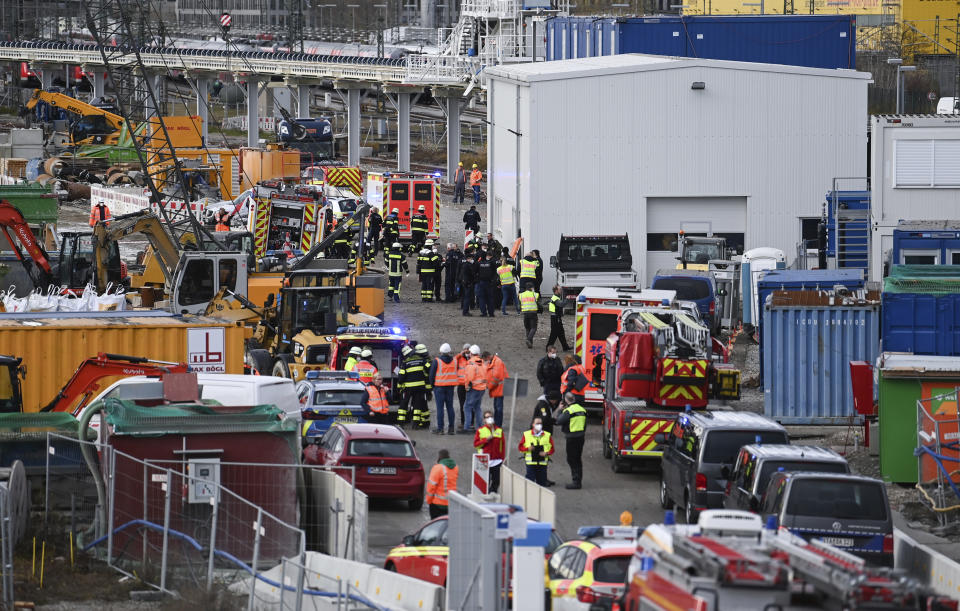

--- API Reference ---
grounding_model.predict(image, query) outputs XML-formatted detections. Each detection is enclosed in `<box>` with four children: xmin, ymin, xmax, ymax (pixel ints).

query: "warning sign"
<box><xmin>187</xmin><ymin>328</ymin><xmax>226</xmax><ymax>372</ymax></box>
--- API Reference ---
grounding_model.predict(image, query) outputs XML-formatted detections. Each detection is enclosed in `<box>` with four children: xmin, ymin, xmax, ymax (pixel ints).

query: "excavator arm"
<box><xmin>39</xmin><ymin>352</ymin><xmax>190</xmax><ymax>415</ymax></box>
<box><xmin>0</xmin><ymin>200</ymin><xmax>55</xmax><ymax>290</ymax></box>
<box><xmin>92</xmin><ymin>210</ymin><xmax>181</xmax><ymax>292</ymax></box>
<box><xmin>26</xmin><ymin>89</ymin><xmax>126</xmax><ymax>132</ymax></box>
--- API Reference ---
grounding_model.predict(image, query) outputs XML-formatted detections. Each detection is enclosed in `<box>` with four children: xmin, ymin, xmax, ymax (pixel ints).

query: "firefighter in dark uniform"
<box><xmin>417</xmin><ymin>240</ymin><xmax>437</xmax><ymax>302</ymax></box>
<box><xmin>383</xmin><ymin>208</ymin><xmax>400</xmax><ymax>253</ymax></box>
<box><xmin>386</xmin><ymin>242</ymin><xmax>408</xmax><ymax>302</ymax></box>
<box><xmin>367</xmin><ymin>207</ymin><xmax>383</xmax><ymax>254</ymax></box>
<box><xmin>412</xmin><ymin>343</ymin><xmax>432</xmax><ymax>429</ymax></box>
<box><xmin>398</xmin><ymin>345</ymin><xmax>429</xmax><ymax>428</ymax></box>
<box><xmin>430</xmin><ymin>242</ymin><xmax>444</xmax><ymax>299</ymax></box>
<box><xmin>547</xmin><ymin>285</ymin><xmax>572</xmax><ymax>351</ymax></box>
<box><xmin>410</xmin><ymin>204</ymin><xmax>429</xmax><ymax>253</ymax></box>
<box><xmin>554</xmin><ymin>392</ymin><xmax>587</xmax><ymax>490</ymax></box>
<box><xmin>333</xmin><ymin>216</ymin><xmax>351</xmax><ymax>258</ymax></box>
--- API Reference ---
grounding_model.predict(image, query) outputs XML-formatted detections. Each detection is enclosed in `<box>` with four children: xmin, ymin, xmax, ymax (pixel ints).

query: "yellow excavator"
<box><xmin>25</xmin><ymin>89</ymin><xmax>201</xmax><ymax>148</ymax></box>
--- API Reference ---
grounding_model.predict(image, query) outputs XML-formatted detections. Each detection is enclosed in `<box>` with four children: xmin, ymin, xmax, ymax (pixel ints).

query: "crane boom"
<box><xmin>91</xmin><ymin>210</ymin><xmax>181</xmax><ymax>291</ymax></box>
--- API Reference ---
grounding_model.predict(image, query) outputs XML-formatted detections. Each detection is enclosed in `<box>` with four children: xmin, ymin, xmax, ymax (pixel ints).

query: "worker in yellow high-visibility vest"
<box><xmin>518</xmin><ymin>282</ymin><xmax>540</xmax><ymax>349</ymax></box>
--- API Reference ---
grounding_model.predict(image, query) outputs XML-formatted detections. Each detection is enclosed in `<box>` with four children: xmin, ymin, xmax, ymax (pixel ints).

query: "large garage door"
<box><xmin>645</xmin><ymin>197</ymin><xmax>747</xmax><ymax>285</ymax></box>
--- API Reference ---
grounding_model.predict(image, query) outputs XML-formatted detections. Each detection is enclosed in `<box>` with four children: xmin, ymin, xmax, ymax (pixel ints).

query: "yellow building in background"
<box><xmin>901</xmin><ymin>0</ymin><xmax>960</xmax><ymax>55</ymax></box>
<box><xmin>682</xmin><ymin>0</ymin><xmax>884</xmax><ymax>15</ymax></box>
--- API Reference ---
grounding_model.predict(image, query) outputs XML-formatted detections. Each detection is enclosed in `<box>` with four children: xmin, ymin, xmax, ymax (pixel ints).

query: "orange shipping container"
<box><xmin>146</xmin><ymin>116</ymin><xmax>204</xmax><ymax>149</ymax></box>
<box><xmin>240</xmin><ymin>148</ymin><xmax>302</xmax><ymax>190</ymax></box>
<box><xmin>0</xmin><ymin>313</ymin><xmax>248</xmax><ymax>413</ymax></box>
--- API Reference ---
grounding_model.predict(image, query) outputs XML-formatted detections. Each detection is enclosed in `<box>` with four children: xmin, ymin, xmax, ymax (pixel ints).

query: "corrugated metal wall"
<box><xmin>546</xmin><ymin>15</ymin><xmax>857</xmax><ymax>69</ymax></box>
<box><xmin>762</xmin><ymin>305</ymin><xmax>880</xmax><ymax>424</ymax></box>
<box><xmin>486</xmin><ymin>58</ymin><xmax>868</xmax><ymax>288</ymax></box>
<box><xmin>0</xmin><ymin>317</ymin><xmax>247</xmax><ymax>412</ymax></box>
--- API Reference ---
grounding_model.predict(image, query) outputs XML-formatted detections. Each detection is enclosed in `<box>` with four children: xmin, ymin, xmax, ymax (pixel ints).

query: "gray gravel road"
<box><xmin>364</xmin><ymin>199</ymin><xmax>668</xmax><ymax>566</ymax></box>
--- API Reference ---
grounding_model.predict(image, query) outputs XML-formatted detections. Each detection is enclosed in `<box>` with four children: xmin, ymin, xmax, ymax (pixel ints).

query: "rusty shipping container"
<box><xmin>0</xmin><ymin>311</ymin><xmax>248</xmax><ymax>412</ymax></box>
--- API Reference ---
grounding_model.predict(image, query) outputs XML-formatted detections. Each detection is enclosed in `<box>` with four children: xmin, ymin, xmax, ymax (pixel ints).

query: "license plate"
<box><xmin>819</xmin><ymin>537</ymin><xmax>854</xmax><ymax>548</ymax></box>
<box><xmin>368</xmin><ymin>466</ymin><xmax>396</xmax><ymax>475</ymax></box>
<box><xmin>334</xmin><ymin>416</ymin><xmax>359</xmax><ymax>423</ymax></box>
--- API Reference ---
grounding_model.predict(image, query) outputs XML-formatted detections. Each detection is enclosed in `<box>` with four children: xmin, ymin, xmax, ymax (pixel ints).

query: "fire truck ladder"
<box><xmin>674</xmin><ymin>313</ymin><xmax>710</xmax><ymax>354</ymax></box>
<box><xmin>669</xmin><ymin>534</ymin><xmax>789</xmax><ymax>591</ymax></box>
<box><xmin>768</xmin><ymin>535</ymin><xmax>921</xmax><ymax>609</ymax></box>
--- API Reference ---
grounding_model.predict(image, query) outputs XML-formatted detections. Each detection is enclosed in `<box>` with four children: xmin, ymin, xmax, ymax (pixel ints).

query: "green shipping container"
<box><xmin>879</xmin><ymin>353</ymin><xmax>960</xmax><ymax>483</ymax></box>
<box><xmin>0</xmin><ymin>184</ymin><xmax>57</xmax><ymax>223</ymax></box>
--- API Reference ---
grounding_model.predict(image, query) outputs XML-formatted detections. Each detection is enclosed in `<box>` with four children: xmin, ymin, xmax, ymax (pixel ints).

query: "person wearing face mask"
<box><xmin>518</xmin><ymin>416</ymin><xmax>554</xmax><ymax>487</ymax></box>
<box><xmin>536</xmin><ymin>345</ymin><xmax>564</xmax><ymax>396</ymax></box>
<box><xmin>547</xmin><ymin>285</ymin><xmax>572</xmax><ymax>351</ymax></box>
<box><xmin>473</xmin><ymin>410</ymin><xmax>504</xmax><ymax>493</ymax></box>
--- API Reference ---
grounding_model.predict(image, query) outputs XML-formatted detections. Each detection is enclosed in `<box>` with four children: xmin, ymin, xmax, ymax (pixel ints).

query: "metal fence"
<box><xmin>0</xmin><ymin>460</ymin><xmax>29</xmax><ymax>608</ymax></box>
<box><xmin>916</xmin><ymin>390</ymin><xmax>960</xmax><ymax>527</ymax></box>
<box><xmin>499</xmin><ymin>467</ymin><xmax>555</xmax><ymax>524</ymax></box>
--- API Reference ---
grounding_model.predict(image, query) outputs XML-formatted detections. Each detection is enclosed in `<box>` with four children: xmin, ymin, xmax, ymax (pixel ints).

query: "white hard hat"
<box><xmin>392</xmin><ymin>242</ymin><xmax>401</xmax><ymax>248</ymax></box>
<box><xmin>349</xmin><ymin>346</ymin><xmax>361</xmax><ymax>355</ymax></box>
<box><xmin>439</xmin><ymin>343</ymin><xmax>451</xmax><ymax>354</ymax></box>
<box><xmin>392</xmin><ymin>208</ymin><xmax>399</xmax><ymax>213</ymax></box>
<box><xmin>360</xmin><ymin>348</ymin><xmax>373</xmax><ymax>358</ymax></box>
<box><xmin>462</xmin><ymin>343</ymin><xmax>471</xmax><ymax>351</ymax></box>
<box><xmin>469</xmin><ymin>345</ymin><xmax>480</xmax><ymax>355</ymax></box>
<box><xmin>415</xmin><ymin>343</ymin><xmax>428</xmax><ymax>354</ymax></box>
<box><xmin>425</xmin><ymin>239</ymin><xmax>434</xmax><ymax>246</ymax></box>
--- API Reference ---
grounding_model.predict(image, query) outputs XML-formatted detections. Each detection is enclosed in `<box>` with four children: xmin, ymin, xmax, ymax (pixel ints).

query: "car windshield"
<box><xmin>702</xmin><ymin>431</ymin><xmax>788</xmax><ymax>464</ymax></box>
<box><xmin>561</xmin><ymin>240</ymin><xmax>627</xmax><ymax>263</ymax></box>
<box><xmin>348</xmin><ymin>439</ymin><xmax>413</xmax><ymax>458</ymax></box>
<box><xmin>785</xmin><ymin>479</ymin><xmax>887</xmax><ymax>521</ymax></box>
<box><xmin>652</xmin><ymin>277</ymin><xmax>711</xmax><ymax>301</ymax></box>
<box><xmin>756</xmin><ymin>460</ymin><xmax>847</xmax><ymax>494</ymax></box>
<box><xmin>312</xmin><ymin>390</ymin><xmax>365</xmax><ymax>406</ymax></box>
<box><xmin>593</xmin><ymin>555</ymin><xmax>631</xmax><ymax>584</ymax></box>
<box><xmin>337</xmin><ymin>199</ymin><xmax>359</xmax><ymax>213</ymax></box>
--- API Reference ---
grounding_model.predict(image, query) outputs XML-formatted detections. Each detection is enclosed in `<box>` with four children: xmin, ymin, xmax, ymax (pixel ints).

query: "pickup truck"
<box><xmin>549</xmin><ymin>234</ymin><xmax>638</xmax><ymax>310</ymax></box>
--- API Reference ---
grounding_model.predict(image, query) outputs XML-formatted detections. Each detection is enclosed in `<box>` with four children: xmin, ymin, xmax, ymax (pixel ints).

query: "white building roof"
<box><xmin>485</xmin><ymin>53</ymin><xmax>872</xmax><ymax>84</ymax></box>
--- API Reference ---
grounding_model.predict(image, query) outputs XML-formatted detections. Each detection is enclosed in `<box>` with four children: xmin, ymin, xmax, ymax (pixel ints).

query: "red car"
<box><xmin>385</xmin><ymin>515</ymin><xmax>564</xmax><ymax>587</ymax></box>
<box><xmin>303</xmin><ymin>423</ymin><xmax>425</xmax><ymax>509</ymax></box>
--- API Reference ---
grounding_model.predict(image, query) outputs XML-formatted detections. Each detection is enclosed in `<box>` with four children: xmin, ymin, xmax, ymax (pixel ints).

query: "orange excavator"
<box><xmin>0</xmin><ymin>199</ymin><xmax>56</xmax><ymax>290</ymax></box>
<box><xmin>0</xmin><ymin>352</ymin><xmax>190</xmax><ymax>415</ymax></box>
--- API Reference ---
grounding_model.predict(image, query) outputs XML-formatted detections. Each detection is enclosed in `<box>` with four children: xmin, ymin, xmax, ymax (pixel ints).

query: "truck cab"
<box><xmin>170</xmin><ymin>252</ymin><xmax>250</xmax><ymax>315</ymax></box>
<box><xmin>550</xmin><ymin>234</ymin><xmax>637</xmax><ymax>309</ymax></box>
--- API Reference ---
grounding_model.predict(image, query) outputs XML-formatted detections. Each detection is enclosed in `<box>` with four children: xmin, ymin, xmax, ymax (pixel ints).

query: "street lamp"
<box><xmin>347</xmin><ymin>4</ymin><xmax>360</xmax><ymax>40</ymax></box>
<box><xmin>888</xmin><ymin>57</ymin><xmax>917</xmax><ymax>114</ymax></box>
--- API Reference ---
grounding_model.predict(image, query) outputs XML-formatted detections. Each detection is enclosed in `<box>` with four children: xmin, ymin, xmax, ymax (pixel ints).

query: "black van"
<box><xmin>759</xmin><ymin>471</ymin><xmax>893</xmax><ymax>566</ymax></box>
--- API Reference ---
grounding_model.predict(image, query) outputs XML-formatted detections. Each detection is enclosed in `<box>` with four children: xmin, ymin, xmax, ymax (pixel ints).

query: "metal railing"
<box><xmin>405</xmin><ymin>54</ymin><xmax>469</xmax><ymax>83</ymax></box>
<box><xmin>916</xmin><ymin>389</ymin><xmax>960</xmax><ymax>527</ymax></box>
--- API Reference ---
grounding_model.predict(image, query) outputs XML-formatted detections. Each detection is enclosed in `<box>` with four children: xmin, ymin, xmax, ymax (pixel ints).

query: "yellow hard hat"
<box><xmin>619</xmin><ymin>511</ymin><xmax>633</xmax><ymax>526</ymax></box>
<box><xmin>472</xmin><ymin>163</ymin><xmax>478</xmax><ymax>168</ymax></box>
<box><xmin>458</xmin><ymin>161</ymin><xmax>463</xmax><ymax>166</ymax></box>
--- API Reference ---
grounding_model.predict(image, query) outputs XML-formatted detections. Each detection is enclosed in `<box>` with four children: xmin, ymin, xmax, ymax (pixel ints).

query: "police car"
<box><xmin>295</xmin><ymin>370</ymin><xmax>368</xmax><ymax>444</ymax></box>
<box><xmin>548</xmin><ymin>526</ymin><xmax>636</xmax><ymax>610</ymax></box>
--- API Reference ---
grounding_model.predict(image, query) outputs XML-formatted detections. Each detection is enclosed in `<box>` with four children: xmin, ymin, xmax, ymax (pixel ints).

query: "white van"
<box><xmin>937</xmin><ymin>97</ymin><xmax>958</xmax><ymax>115</ymax></box>
<box><xmin>80</xmin><ymin>374</ymin><xmax>300</xmax><ymax>440</ymax></box>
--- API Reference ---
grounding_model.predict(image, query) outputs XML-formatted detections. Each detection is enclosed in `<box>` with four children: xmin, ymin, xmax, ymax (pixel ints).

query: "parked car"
<box><xmin>759</xmin><ymin>471</ymin><xmax>893</xmax><ymax>566</ymax></box>
<box><xmin>548</xmin><ymin>526</ymin><xmax>636</xmax><ymax>611</ymax></box>
<box><xmin>385</xmin><ymin>515</ymin><xmax>563</xmax><ymax>587</ymax></box>
<box><xmin>656</xmin><ymin>410</ymin><xmax>788</xmax><ymax>524</ymax></box>
<box><xmin>723</xmin><ymin>444</ymin><xmax>849</xmax><ymax>512</ymax></box>
<box><xmin>295</xmin><ymin>371</ymin><xmax>369</xmax><ymax>444</ymax></box>
<box><xmin>302</xmin><ymin>422</ymin><xmax>425</xmax><ymax>509</ymax></box>
<box><xmin>651</xmin><ymin>269</ymin><xmax>723</xmax><ymax>334</ymax></box>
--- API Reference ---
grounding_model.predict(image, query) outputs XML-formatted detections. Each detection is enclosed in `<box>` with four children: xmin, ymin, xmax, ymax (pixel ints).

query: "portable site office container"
<box><xmin>546</xmin><ymin>15</ymin><xmax>856</xmax><ymax>69</ymax></box>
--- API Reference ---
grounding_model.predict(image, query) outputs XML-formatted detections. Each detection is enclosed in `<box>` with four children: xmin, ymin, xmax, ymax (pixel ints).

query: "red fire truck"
<box><xmin>602</xmin><ymin>307</ymin><xmax>740</xmax><ymax>472</ymax></box>
<box><xmin>574</xmin><ymin>287</ymin><xmax>676</xmax><ymax>412</ymax></box>
<box><xmin>366</xmin><ymin>172</ymin><xmax>440</xmax><ymax>243</ymax></box>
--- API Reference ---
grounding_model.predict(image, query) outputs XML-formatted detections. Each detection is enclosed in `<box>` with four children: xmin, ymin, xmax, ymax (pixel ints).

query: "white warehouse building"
<box><xmin>484</xmin><ymin>54</ymin><xmax>870</xmax><ymax>287</ymax></box>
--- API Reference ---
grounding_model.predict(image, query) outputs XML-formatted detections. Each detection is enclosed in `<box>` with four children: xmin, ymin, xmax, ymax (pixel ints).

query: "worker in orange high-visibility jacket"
<box><xmin>469</xmin><ymin>164</ymin><xmax>483</xmax><ymax>204</ymax></box>
<box><xmin>483</xmin><ymin>351</ymin><xmax>508</xmax><ymax>427</ymax></box>
<box><xmin>352</xmin><ymin>348</ymin><xmax>378</xmax><ymax>385</ymax></box>
<box><xmin>425</xmin><ymin>449</ymin><xmax>458</xmax><ymax>519</ymax></box>
<box><xmin>429</xmin><ymin>343</ymin><xmax>460</xmax><ymax>435</ymax></box>
<box><xmin>461</xmin><ymin>344</ymin><xmax>487</xmax><ymax>431</ymax></box>
<box><xmin>89</xmin><ymin>201</ymin><xmax>111</xmax><ymax>227</ymax></box>
<box><xmin>363</xmin><ymin>373</ymin><xmax>390</xmax><ymax>424</ymax></box>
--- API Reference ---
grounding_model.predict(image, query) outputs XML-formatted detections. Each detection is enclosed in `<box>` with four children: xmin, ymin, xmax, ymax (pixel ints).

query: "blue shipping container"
<box><xmin>763</xmin><ymin>305</ymin><xmax>880</xmax><ymax>425</ymax></box>
<box><xmin>882</xmin><ymin>292</ymin><xmax>960</xmax><ymax>356</ymax></box>
<box><xmin>757</xmin><ymin>269</ymin><xmax>866</xmax><ymax>378</ymax></box>
<box><xmin>825</xmin><ymin>190</ymin><xmax>870</xmax><ymax>270</ymax></box>
<box><xmin>545</xmin><ymin>14</ymin><xmax>856</xmax><ymax>69</ymax></box>
<box><xmin>892</xmin><ymin>221</ymin><xmax>960</xmax><ymax>266</ymax></box>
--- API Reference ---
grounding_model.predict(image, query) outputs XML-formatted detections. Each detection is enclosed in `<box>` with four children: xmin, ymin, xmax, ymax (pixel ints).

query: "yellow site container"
<box><xmin>901</xmin><ymin>0</ymin><xmax>959</xmax><ymax>55</ymax></box>
<box><xmin>685</xmin><ymin>0</ymin><xmax>883</xmax><ymax>15</ymax></box>
<box><xmin>146</xmin><ymin>147</ymin><xmax>242</xmax><ymax>201</ymax></box>
<box><xmin>0</xmin><ymin>312</ymin><xmax>248</xmax><ymax>412</ymax></box>
<box><xmin>240</xmin><ymin>148</ymin><xmax>302</xmax><ymax>191</ymax></box>
<box><xmin>146</xmin><ymin>116</ymin><xmax>204</xmax><ymax>149</ymax></box>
